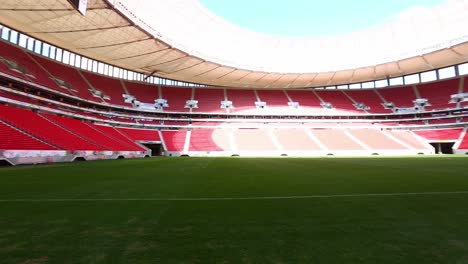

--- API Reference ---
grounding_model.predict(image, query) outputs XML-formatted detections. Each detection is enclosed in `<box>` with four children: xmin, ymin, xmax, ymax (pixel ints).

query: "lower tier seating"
<box><xmin>0</xmin><ymin>105</ymin><xmax>147</xmax><ymax>152</ymax></box>
<box><xmin>43</xmin><ymin>113</ymin><xmax>134</xmax><ymax>151</ymax></box>
<box><xmin>413</xmin><ymin>129</ymin><xmax>464</xmax><ymax>141</ymax></box>
<box><xmin>457</xmin><ymin>131</ymin><xmax>468</xmax><ymax>149</ymax></box>
<box><xmin>387</xmin><ymin>130</ymin><xmax>431</xmax><ymax>150</ymax></box>
<box><xmin>311</xmin><ymin>129</ymin><xmax>363</xmax><ymax>151</ymax></box>
<box><xmin>0</xmin><ymin>107</ymin><xmax>451</xmax><ymax>156</ymax></box>
<box><xmin>0</xmin><ymin>105</ymin><xmax>459</xmax><ymax>156</ymax></box>
<box><xmin>184</xmin><ymin>128</ymin><xmax>434</xmax><ymax>154</ymax></box>
<box><xmin>117</xmin><ymin>128</ymin><xmax>161</xmax><ymax>142</ymax></box>
<box><xmin>161</xmin><ymin>130</ymin><xmax>187</xmax><ymax>151</ymax></box>
<box><xmin>233</xmin><ymin>129</ymin><xmax>277</xmax><ymax>151</ymax></box>
<box><xmin>189</xmin><ymin>129</ymin><xmax>223</xmax><ymax>151</ymax></box>
<box><xmin>0</xmin><ymin>120</ymin><xmax>55</xmax><ymax>150</ymax></box>
<box><xmin>91</xmin><ymin>125</ymin><xmax>146</xmax><ymax>151</ymax></box>
<box><xmin>0</xmin><ymin>105</ymin><xmax>102</xmax><ymax>151</ymax></box>
<box><xmin>349</xmin><ymin>129</ymin><xmax>407</xmax><ymax>150</ymax></box>
<box><xmin>273</xmin><ymin>128</ymin><xmax>322</xmax><ymax>151</ymax></box>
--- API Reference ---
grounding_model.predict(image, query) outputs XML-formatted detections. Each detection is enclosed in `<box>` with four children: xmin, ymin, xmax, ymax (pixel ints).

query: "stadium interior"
<box><xmin>0</xmin><ymin>22</ymin><xmax>467</xmax><ymax>165</ymax></box>
<box><xmin>2</xmin><ymin>1</ymin><xmax>468</xmax><ymax>263</ymax></box>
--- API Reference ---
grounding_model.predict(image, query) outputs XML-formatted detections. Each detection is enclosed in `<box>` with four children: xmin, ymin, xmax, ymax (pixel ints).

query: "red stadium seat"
<box><xmin>0</xmin><ymin>120</ymin><xmax>55</xmax><ymax>150</ymax></box>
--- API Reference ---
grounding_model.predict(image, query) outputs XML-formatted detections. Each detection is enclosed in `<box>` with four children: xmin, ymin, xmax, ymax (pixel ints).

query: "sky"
<box><xmin>199</xmin><ymin>0</ymin><xmax>448</xmax><ymax>38</ymax></box>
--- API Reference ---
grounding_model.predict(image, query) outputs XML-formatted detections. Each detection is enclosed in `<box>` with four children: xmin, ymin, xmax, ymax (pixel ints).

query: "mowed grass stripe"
<box><xmin>1</xmin><ymin>190</ymin><xmax>468</xmax><ymax>202</ymax></box>
<box><xmin>1</xmin><ymin>156</ymin><xmax>468</xmax><ymax>263</ymax></box>
<box><xmin>1</xmin><ymin>156</ymin><xmax>468</xmax><ymax>199</ymax></box>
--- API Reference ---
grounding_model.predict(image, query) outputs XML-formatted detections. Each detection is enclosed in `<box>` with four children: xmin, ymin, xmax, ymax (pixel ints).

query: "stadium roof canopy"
<box><xmin>0</xmin><ymin>0</ymin><xmax>467</xmax><ymax>89</ymax></box>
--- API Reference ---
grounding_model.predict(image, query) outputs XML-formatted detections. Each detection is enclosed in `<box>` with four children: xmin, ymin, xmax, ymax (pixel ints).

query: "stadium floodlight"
<box><xmin>383</xmin><ymin>102</ymin><xmax>395</xmax><ymax>109</ymax></box>
<box><xmin>90</xmin><ymin>89</ymin><xmax>109</xmax><ymax>100</ymax></box>
<box><xmin>123</xmin><ymin>94</ymin><xmax>136</xmax><ymax>104</ymax></box>
<box><xmin>220</xmin><ymin>100</ymin><xmax>233</xmax><ymax>109</ymax></box>
<box><xmin>354</xmin><ymin>103</ymin><xmax>370</xmax><ymax>111</ymax></box>
<box><xmin>255</xmin><ymin>101</ymin><xmax>267</xmax><ymax>109</ymax></box>
<box><xmin>413</xmin><ymin>98</ymin><xmax>430</xmax><ymax>107</ymax></box>
<box><xmin>52</xmin><ymin>78</ymin><xmax>73</xmax><ymax>91</ymax></box>
<box><xmin>155</xmin><ymin>98</ymin><xmax>169</xmax><ymax>111</ymax></box>
<box><xmin>394</xmin><ymin>107</ymin><xmax>423</xmax><ymax>114</ymax></box>
<box><xmin>0</xmin><ymin>57</ymin><xmax>31</xmax><ymax>76</ymax></box>
<box><xmin>133</xmin><ymin>101</ymin><xmax>160</xmax><ymax>111</ymax></box>
<box><xmin>321</xmin><ymin>102</ymin><xmax>333</xmax><ymax>109</ymax></box>
<box><xmin>450</xmin><ymin>93</ymin><xmax>468</xmax><ymax>103</ymax></box>
<box><xmin>185</xmin><ymin>100</ymin><xmax>199</xmax><ymax>109</ymax></box>
<box><xmin>288</xmin><ymin>102</ymin><xmax>300</xmax><ymax>109</ymax></box>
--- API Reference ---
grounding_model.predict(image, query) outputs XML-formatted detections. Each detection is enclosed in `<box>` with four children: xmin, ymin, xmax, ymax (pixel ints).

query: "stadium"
<box><xmin>0</xmin><ymin>0</ymin><xmax>468</xmax><ymax>262</ymax></box>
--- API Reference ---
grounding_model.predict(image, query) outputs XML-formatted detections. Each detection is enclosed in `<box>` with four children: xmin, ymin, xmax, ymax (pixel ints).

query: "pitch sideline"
<box><xmin>0</xmin><ymin>191</ymin><xmax>468</xmax><ymax>202</ymax></box>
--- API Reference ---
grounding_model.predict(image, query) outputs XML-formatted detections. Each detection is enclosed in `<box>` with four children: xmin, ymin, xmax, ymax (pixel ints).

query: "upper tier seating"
<box><xmin>345</xmin><ymin>90</ymin><xmax>391</xmax><ymax>113</ymax></box>
<box><xmin>416</xmin><ymin>79</ymin><xmax>460</xmax><ymax>110</ymax></box>
<box><xmin>0</xmin><ymin>105</ymin><xmax>102</xmax><ymax>150</ymax></box>
<box><xmin>315</xmin><ymin>90</ymin><xmax>359</xmax><ymax>113</ymax></box>
<box><xmin>0</xmin><ymin>120</ymin><xmax>55</xmax><ymax>150</ymax></box>
<box><xmin>33</xmin><ymin>56</ymin><xmax>98</xmax><ymax>101</ymax></box>
<box><xmin>81</xmin><ymin>71</ymin><xmax>126</xmax><ymax>105</ymax></box>
<box><xmin>256</xmin><ymin>90</ymin><xmax>289</xmax><ymax>107</ymax></box>
<box><xmin>160</xmin><ymin>87</ymin><xmax>192</xmax><ymax>112</ymax></box>
<box><xmin>124</xmin><ymin>81</ymin><xmax>159</xmax><ymax>104</ymax></box>
<box><xmin>285</xmin><ymin>90</ymin><xmax>322</xmax><ymax>110</ymax></box>
<box><xmin>378</xmin><ymin>86</ymin><xmax>417</xmax><ymax>108</ymax></box>
<box><xmin>226</xmin><ymin>89</ymin><xmax>257</xmax><ymax>113</ymax></box>
<box><xmin>0</xmin><ymin>40</ymin><xmax>465</xmax><ymax>118</ymax></box>
<box><xmin>193</xmin><ymin>88</ymin><xmax>226</xmax><ymax>113</ymax></box>
<box><xmin>0</xmin><ymin>40</ymin><xmax>61</xmax><ymax>91</ymax></box>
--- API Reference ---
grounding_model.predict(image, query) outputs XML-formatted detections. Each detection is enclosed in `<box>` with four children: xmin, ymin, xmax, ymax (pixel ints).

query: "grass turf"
<box><xmin>0</xmin><ymin>156</ymin><xmax>468</xmax><ymax>263</ymax></box>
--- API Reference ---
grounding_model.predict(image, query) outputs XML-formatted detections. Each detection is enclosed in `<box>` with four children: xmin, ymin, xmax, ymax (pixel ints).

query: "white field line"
<box><xmin>0</xmin><ymin>191</ymin><xmax>468</xmax><ymax>202</ymax></box>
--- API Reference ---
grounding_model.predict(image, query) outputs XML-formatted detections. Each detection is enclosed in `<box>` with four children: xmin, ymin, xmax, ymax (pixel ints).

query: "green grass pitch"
<box><xmin>1</xmin><ymin>156</ymin><xmax>468</xmax><ymax>263</ymax></box>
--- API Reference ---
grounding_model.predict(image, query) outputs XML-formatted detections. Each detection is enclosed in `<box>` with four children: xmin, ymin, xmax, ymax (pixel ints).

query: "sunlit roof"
<box><xmin>119</xmin><ymin>0</ymin><xmax>468</xmax><ymax>73</ymax></box>
<box><xmin>0</xmin><ymin>0</ymin><xmax>466</xmax><ymax>88</ymax></box>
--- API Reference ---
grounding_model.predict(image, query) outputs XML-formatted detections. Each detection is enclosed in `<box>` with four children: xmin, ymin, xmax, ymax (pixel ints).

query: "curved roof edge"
<box><xmin>0</xmin><ymin>0</ymin><xmax>466</xmax><ymax>89</ymax></box>
<box><xmin>115</xmin><ymin>0</ymin><xmax>468</xmax><ymax>73</ymax></box>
